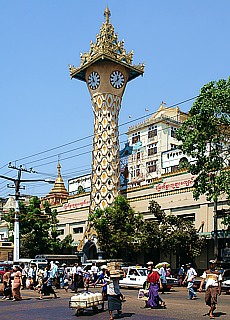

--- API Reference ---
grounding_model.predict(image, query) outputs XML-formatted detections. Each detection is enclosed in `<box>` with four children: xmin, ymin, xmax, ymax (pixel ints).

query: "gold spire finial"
<box><xmin>104</xmin><ymin>6</ymin><xmax>111</xmax><ymax>24</ymax></box>
<box><xmin>49</xmin><ymin>161</ymin><xmax>68</xmax><ymax>197</ymax></box>
<box><xmin>57</xmin><ymin>161</ymin><xmax>61</xmax><ymax>177</ymax></box>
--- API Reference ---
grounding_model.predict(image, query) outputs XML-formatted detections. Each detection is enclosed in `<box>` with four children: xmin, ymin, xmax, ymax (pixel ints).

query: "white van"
<box><xmin>30</xmin><ymin>258</ymin><xmax>48</xmax><ymax>271</ymax></box>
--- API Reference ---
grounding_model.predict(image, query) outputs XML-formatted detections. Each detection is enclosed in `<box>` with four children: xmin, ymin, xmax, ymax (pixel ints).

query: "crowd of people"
<box><xmin>1</xmin><ymin>259</ymin><xmax>223</xmax><ymax>319</ymax></box>
<box><xmin>1</xmin><ymin>261</ymin><xmax>65</xmax><ymax>301</ymax></box>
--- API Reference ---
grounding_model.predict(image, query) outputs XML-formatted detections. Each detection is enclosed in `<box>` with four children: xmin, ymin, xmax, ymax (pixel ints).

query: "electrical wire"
<box><xmin>4</xmin><ymin>96</ymin><xmax>196</xmax><ymax>170</ymax></box>
<box><xmin>2</xmin><ymin>95</ymin><xmax>219</xmax><ymax>197</ymax></box>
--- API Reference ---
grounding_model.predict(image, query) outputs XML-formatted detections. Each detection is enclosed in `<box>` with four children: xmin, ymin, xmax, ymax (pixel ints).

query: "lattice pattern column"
<box><xmin>90</xmin><ymin>93</ymin><xmax>121</xmax><ymax>212</ymax></box>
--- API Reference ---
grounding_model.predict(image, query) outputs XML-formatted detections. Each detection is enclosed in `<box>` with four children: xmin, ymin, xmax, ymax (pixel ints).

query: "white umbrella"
<box><xmin>155</xmin><ymin>262</ymin><xmax>170</xmax><ymax>269</ymax></box>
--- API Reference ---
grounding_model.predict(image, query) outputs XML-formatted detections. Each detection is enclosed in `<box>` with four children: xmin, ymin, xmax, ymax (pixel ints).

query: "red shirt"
<box><xmin>147</xmin><ymin>271</ymin><xmax>160</xmax><ymax>284</ymax></box>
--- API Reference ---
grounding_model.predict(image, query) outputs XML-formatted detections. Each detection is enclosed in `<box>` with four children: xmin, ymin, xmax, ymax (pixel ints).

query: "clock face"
<box><xmin>110</xmin><ymin>71</ymin><xmax>125</xmax><ymax>89</ymax></box>
<box><xmin>88</xmin><ymin>71</ymin><xmax>100</xmax><ymax>89</ymax></box>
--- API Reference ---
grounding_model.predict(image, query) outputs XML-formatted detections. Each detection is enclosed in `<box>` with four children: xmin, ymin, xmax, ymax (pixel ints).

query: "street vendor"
<box><xmin>106</xmin><ymin>271</ymin><xmax>122</xmax><ymax>320</ymax></box>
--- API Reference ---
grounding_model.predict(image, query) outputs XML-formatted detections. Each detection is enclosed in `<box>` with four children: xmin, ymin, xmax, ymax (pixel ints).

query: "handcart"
<box><xmin>69</xmin><ymin>295</ymin><xmax>104</xmax><ymax>317</ymax></box>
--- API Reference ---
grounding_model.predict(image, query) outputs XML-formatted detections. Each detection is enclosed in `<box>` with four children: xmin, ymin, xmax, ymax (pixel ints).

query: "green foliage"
<box><xmin>140</xmin><ymin>200</ymin><xmax>206</xmax><ymax>261</ymax></box>
<box><xmin>77</xmin><ymin>186</ymin><xmax>85</xmax><ymax>194</ymax></box>
<box><xmin>176</xmin><ymin>77</ymin><xmax>230</xmax><ymax>202</ymax></box>
<box><xmin>4</xmin><ymin>196</ymin><xmax>74</xmax><ymax>258</ymax></box>
<box><xmin>222</xmin><ymin>214</ymin><xmax>230</xmax><ymax>228</ymax></box>
<box><xmin>89</xmin><ymin>196</ymin><xmax>205</xmax><ymax>262</ymax></box>
<box><xmin>88</xmin><ymin>195</ymin><xmax>143</xmax><ymax>260</ymax></box>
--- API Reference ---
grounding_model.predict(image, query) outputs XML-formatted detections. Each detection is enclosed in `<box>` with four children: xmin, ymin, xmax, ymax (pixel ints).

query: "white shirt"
<box><xmin>76</xmin><ymin>266</ymin><xmax>83</xmax><ymax>276</ymax></box>
<box><xmin>186</xmin><ymin>267</ymin><xmax>197</xmax><ymax>282</ymax></box>
<box><xmin>91</xmin><ymin>265</ymin><xmax>99</xmax><ymax>274</ymax></box>
<box><xmin>71</xmin><ymin>266</ymin><xmax>77</xmax><ymax>275</ymax></box>
<box><xmin>201</xmin><ymin>271</ymin><xmax>222</xmax><ymax>290</ymax></box>
<box><xmin>107</xmin><ymin>278</ymin><xmax>120</xmax><ymax>296</ymax></box>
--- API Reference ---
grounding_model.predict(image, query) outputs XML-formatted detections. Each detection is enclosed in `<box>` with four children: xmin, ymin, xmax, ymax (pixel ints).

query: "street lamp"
<box><xmin>0</xmin><ymin>173</ymin><xmax>55</xmax><ymax>261</ymax></box>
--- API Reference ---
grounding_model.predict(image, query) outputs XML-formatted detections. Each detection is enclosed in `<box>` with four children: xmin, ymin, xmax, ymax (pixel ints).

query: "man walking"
<box><xmin>199</xmin><ymin>259</ymin><xmax>222</xmax><ymax>319</ymax></box>
<box><xmin>71</xmin><ymin>262</ymin><xmax>78</xmax><ymax>292</ymax></box>
<box><xmin>182</xmin><ymin>263</ymin><xmax>197</xmax><ymax>300</ymax></box>
<box><xmin>158</xmin><ymin>264</ymin><xmax>167</xmax><ymax>294</ymax></box>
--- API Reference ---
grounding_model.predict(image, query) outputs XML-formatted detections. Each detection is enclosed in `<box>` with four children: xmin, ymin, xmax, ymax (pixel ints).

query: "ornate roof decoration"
<box><xmin>69</xmin><ymin>6</ymin><xmax>144</xmax><ymax>82</ymax></box>
<box><xmin>49</xmin><ymin>162</ymin><xmax>69</xmax><ymax>196</ymax></box>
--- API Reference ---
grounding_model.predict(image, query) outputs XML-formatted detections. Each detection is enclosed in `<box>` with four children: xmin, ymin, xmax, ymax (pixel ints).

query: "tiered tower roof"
<box><xmin>69</xmin><ymin>6</ymin><xmax>144</xmax><ymax>82</ymax></box>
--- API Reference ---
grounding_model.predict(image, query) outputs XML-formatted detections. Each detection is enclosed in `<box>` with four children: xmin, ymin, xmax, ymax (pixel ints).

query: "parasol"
<box><xmin>155</xmin><ymin>262</ymin><xmax>170</xmax><ymax>269</ymax></box>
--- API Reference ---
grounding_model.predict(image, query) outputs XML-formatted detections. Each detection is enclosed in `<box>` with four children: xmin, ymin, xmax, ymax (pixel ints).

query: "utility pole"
<box><xmin>213</xmin><ymin>199</ymin><xmax>218</xmax><ymax>260</ymax></box>
<box><xmin>0</xmin><ymin>163</ymin><xmax>55</xmax><ymax>261</ymax></box>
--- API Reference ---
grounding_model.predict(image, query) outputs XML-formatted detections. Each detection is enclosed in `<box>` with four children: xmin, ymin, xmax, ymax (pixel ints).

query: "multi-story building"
<box><xmin>127</xmin><ymin>103</ymin><xmax>191</xmax><ymax>187</ymax></box>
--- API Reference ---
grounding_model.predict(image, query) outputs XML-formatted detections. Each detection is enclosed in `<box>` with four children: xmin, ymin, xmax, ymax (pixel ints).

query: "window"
<box><xmin>170</xmin><ymin>144</ymin><xmax>177</xmax><ymax>149</ymax></box>
<box><xmin>132</xmin><ymin>132</ymin><xmax>140</xmax><ymax>144</ymax></box>
<box><xmin>136</xmin><ymin>165</ymin><xmax>140</xmax><ymax>177</ymax></box>
<box><xmin>171</xmin><ymin>127</ymin><xmax>177</xmax><ymax>138</ymax></box>
<box><xmin>148</xmin><ymin>125</ymin><xmax>157</xmax><ymax>138</ymax></box>
<box><xmin>177</xmin><ymin>213</ymin><xmax>195</xmax><ymax>222</ymax></box>
<box><xmin>73</xmin><ymin>227</ymin><xmax>84</xmax><ymax>234</ymax></box>
<box><xmin>136</xmin><ymin>152</ymin><xmax>140</xmax><ymax>160</ymax></box>
<box><xmin>146</xmin><ymin>161</ymin><xmax>157</xmax><ymax>173</ymax></box>
<box><xmin>148</xmin><ymin>143</ymin><xmax>157</xmax><ymax>156</ymax></box>
<box><xmin>58</xmin><ymin>229</ymin><xmax>64</xmax><ymax>235</ymax></box>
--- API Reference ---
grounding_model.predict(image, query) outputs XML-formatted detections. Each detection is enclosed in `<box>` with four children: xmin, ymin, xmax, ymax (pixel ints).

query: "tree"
<box><xmin>139</xmin><ymin>200</ymin><xmax>206</xmax><ymax>264</ymax></box>
<box><xmin>88</xmin><ymin>195</ymin><xmax>143</xmax><ymax>260</ymax></box>
<box><xmin>176</xmin><ymin>78</ymin><xmax>230</xmax><ymax>258</ymax></box>
<box><xmin>77</xmin><ymin>185</ymin><xmax>85</xmax><ymax>194</ymax></box>
<box><xmin>4</xmin><ymin>196</ymin><xmax>73</xmax><ymax>258</ymax></box>
<box><xmin>89</xmin><ymin>196</ymin><xmax>205</xmax><ymax>264</ymax></box>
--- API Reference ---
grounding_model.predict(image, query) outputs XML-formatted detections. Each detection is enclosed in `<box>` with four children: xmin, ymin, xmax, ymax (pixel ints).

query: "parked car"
<box><xmin>221</xmin><ymin>269</ymin><xmax>230</xmax><ymax>294</ymax></box>
<box><xmin>119</xmin><ymin>266</ymin><xmax>178</xmax><ymax>290</ymax></box>
<box><xmin>0</xmin><ymin>263</ymin><xmax>13</xmax><ymax>283</ymax></box>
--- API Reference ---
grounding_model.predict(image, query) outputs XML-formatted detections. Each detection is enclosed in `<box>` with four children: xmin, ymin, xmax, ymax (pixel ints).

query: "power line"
<box><xmin>14</xmin><ymin>111</ymin><xmax>188</xmax><ymax>170</ymax></box>
<box><xmin>14</xmin><ymin>134</ymin><xmax>93</xmax><ymax>163</ymax></box>
<box><xmin>6</xmin><ymin>96</ymin><xmax>196</xmax><ymax>168</ymax></box>
<box><xmin>0</xmin><ymin>97</ymin><xmax>198</xmax><ymax>196</ymax></box>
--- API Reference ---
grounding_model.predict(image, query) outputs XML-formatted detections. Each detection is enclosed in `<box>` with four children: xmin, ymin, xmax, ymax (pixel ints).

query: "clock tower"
<box><xmin>69</xmin><ymin>7</ymin><xmax>144</xmax><ymax>212</ymax></box>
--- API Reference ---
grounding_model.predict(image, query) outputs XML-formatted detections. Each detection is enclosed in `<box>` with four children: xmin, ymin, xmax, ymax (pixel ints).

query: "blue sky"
<box><xmin>0</xmin><ymin>0</ymin><xmax>229</xmax><ymax>198</ymax></box>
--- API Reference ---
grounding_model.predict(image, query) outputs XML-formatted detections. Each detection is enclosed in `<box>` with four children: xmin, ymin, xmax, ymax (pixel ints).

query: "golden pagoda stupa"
<box><xmin>44</xmin><ymin>162</ymin><xmax>69</xmax><ymax>205</ymax></box>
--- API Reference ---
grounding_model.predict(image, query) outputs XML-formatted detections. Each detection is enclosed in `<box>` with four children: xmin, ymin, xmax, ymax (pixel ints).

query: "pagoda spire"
<box><xmin>43</xmin><ymin>162</ymin><xmax>68</xmax><ymax>205</ymax></box>
<box><xmin>104</xmin><ymin>5</ymin><xmax>111</xmax><ymax>24</ymax></box>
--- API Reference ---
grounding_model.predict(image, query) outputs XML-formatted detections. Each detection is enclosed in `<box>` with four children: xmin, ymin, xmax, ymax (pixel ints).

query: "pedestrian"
<box><xmin>93</xmin><ymin>265</ymin><xmax>109</xmax><ymax>310</ymax></box>
<box><xmin>106</xmin><ymin>272</ymin><xmax>122</xmax><ymax>320</ymax></box>
<box><xmin>91</xmin><ymin>262</ymin><xmax>99</xmax><ymax>282</ymax></box>
<box><xmin>76</xmin><ymin>261</ymin><xmax>84</xmax><ymax>290</ymax></box>
<box><xmin>63</xmin><ymin>264</ymin><xmax>69</xmax><ymax>292</ymax></box>
<box><xmin>158</xmin><ymin>263</ymin><xmax>167</xmax><ymax>294</ymax></box>
<box><xmin>20</xmin><ymin>263</ymin><xmax>27</xmax><ymax>290</ymax></box>
<box><xmin>1</xmin><ymin>266</ymin><xmax>12</xmax><ymax>300</ymax></box>
<box><xmin>51</xmin><ymin>261</ymin><xmax>58</xmax><ymax>287</ymax></box>
<box><xmin>39</xmin><ymin>264</ymin><xmax>57</xmax><ymax>300</ymax></box>
<box><xmin>56</xmin><ymin>263</ymin><xmax>64</xmax><ymax>289</ymax></box>
<box><xmin>28</xmin><ymin>264</ymin><xmax>36</xmax><ymax>288</ymax></box>
<box><xmin>145</xmin><ymin>261</ymin><xmax>166</xmax><ymax>309</ymax></box>
<box><xmin>12</xmin><ymin>265</ymin><xmax>22</xmax><ymax>301</ymax></box>
<box><xmin>182</xmin><ymin>263</ymin><xmax>197</xmax><ymax>300</ymax></box>
<box><xmin>64</xmin><ymin>277</ymin><xmax>69</xmax><ymax>292</ymax></box>
<box><xmin>71</xmin><ymin>262</ymin><xmax>78</xmax><ymax>292</ymax></box>
<box><xmin>177</xmin><ymin>265</ymin><xmax>185</xmax><ymax>286</ymax></box>
<box><xmin>198</xmin><ymin>259</ymin><xmax>222</xmax><ymax>319</ymax></box>
<box><xmin>83</xmin><ymin>270</ymin><xmax>91</xmax><ymax>292</ymax></box>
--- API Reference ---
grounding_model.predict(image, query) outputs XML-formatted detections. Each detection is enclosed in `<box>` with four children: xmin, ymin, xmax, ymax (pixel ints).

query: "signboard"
<box><xmin>154</xmin><ymin>176</ymin><xmax>195</xmax><ymax>192</ymax></box>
